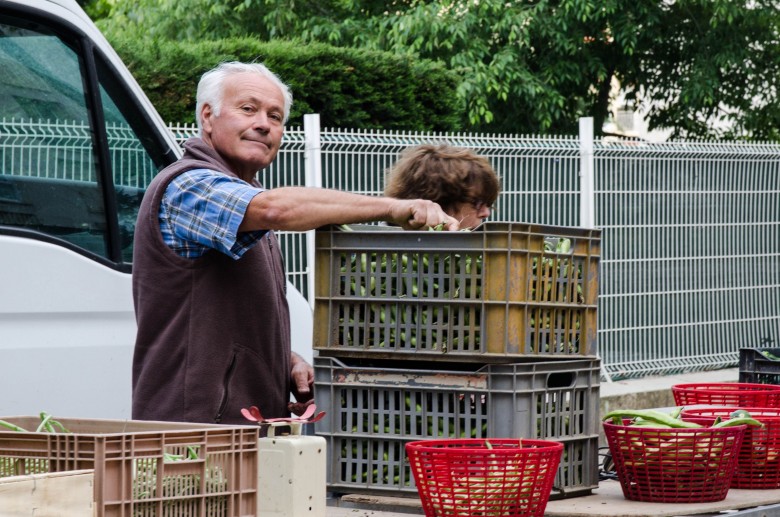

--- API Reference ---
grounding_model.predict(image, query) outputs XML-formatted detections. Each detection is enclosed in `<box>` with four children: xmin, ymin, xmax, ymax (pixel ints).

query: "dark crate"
<box><xmin>313</xmin><ymin>222</ymin><xmax>600</xmax><ymax>362</ymax></box>
<box><xmin>739</xmin><ymin>347</ymin><xmax>780</xmax><ymax>385</ymax></box>
<box><xmin>313</xmin><ymin>356</ymin><xmax>600</xmax><ymax>499</ymax></box>
<box><xmin>0</xmin><ymin>417</ymin><xmax>258</xmax><ymax>517</ymax></box>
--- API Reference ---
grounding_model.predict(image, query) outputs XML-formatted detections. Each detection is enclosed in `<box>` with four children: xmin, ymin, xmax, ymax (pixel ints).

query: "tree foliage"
<box><xmin>622</xmin><ymin>0</ymin><xmax>780</xmax><ymax>141</ymax></box>
<box><xmin>88</xmin><ymin>0</ymin><xmax>780</xmax><ymax>140</ymax></box>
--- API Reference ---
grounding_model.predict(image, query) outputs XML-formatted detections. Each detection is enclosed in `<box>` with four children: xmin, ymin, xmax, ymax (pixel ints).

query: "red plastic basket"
<box><xmin>405</xmin><ymin>438</ymin><xmax>563</xmax><ymax>517</ymax></box>
<box><xmin>603</xmin><ymin>421</ymin><xmax>745</xmax><ymax>503</ymax></box>
<box><xmin>672</xmin><ymin>382</ymin><xmax>780</xmax><ymax>407</ymax></box>
<box><xmin>680</xmin><ymin>407</ymin><xmax>780</xmax><ymax>489</ymax></box>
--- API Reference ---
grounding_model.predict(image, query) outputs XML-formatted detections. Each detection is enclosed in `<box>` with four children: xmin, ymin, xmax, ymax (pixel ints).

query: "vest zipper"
<box><xmin>214</xmin><ymin>351</ymin><xmax>237</xmax><ymax>423</ymax></box>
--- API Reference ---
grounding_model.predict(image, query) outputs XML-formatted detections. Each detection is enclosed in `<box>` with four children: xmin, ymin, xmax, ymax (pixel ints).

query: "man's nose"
<box><xmin>252</xmin><ymin>112</ymin><xmax>271</xmax><ymax>131</ymax></box>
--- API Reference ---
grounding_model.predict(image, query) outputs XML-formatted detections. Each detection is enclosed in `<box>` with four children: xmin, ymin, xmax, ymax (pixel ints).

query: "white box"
<box><xmin>258</xmin><ymin>434</ymin><xmax>327</xmax><ymax>517</ymax></box>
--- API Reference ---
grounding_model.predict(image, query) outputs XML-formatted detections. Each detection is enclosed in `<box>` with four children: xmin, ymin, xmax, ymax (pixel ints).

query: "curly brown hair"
<box><xmin>383</xmin><ymin>144</ymin><xmax>501</xmax><ymax>214</ymax></box>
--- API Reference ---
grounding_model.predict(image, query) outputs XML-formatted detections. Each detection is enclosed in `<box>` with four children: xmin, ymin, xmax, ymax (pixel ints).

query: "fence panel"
<box><xmin>315</xmin><ymin>129</ymin><xmax>582</xmax><ymax>227</ymax></box>
<box><xmin>595</xmin><ymin>141</ymin><xmax>780</xmax><ymax>378</ymax></box>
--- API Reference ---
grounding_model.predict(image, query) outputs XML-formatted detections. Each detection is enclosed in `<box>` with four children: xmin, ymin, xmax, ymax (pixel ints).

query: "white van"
<box><xmin>0</xmin><ymin>0</ymin><xmax>312</xmax><ymax>419</ymax></box>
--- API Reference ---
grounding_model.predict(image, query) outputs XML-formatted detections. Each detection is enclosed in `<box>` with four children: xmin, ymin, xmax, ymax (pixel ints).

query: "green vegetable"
<box><xmin>0</xmin><ymin>413</ymin><xmax>68</xmax><ymax>434</ymax></box>
<box><xmin>603</xmin><ymin>409</ymin><xmax>702</xmax><ymax>428</ymax></box>
<box><xmin>36</xmin><ymin>413</ymin><xmax>54</xmax><ymax>433</ymax></box>
<box><xmin>0</xmin><ymin>419</ymin><xmax>27</xmax><ymax>432</ymax></box>
<box><xmin>604</xmin><ymin>408</ymin><xmax>763</xmax><ymax>430</ymax></box>
<box><xmin>713</xmin><ymin>416</ymin><xmax>763</xmax><ymax>428</ymax></box>
<box><xmin>730</xmin><ymin>409</ymin><xmax>752</xmax><ymax>419</ymax></box>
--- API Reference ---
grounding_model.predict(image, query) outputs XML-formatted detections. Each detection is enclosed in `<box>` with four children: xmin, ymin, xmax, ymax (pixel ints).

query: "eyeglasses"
<box><xmin>471</xmin><ymin>199</ymin><xmax>494</xmax><ymax>211</ymax></box>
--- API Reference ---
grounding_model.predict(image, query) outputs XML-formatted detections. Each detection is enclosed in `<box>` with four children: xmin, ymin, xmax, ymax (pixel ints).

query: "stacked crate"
<box><xmin>312</xmin><ymin>222</ymin><xmax>602</xmax><ymax>499</ymax></box>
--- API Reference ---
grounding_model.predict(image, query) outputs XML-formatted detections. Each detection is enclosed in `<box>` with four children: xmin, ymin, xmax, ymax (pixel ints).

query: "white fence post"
<box><xmin>579</xmin><ymin>117</ymin><xmax>595</xmax><ymax>229</ymax></box>
<box><xmin>304</xmin><ymin>114</ymin><xmax>322</xmax><ymax>309</ymax></box>
<box><xmin>578</xmin><ymin>117</ymin><xmax>610</xmax><ymax>382</ymax></box>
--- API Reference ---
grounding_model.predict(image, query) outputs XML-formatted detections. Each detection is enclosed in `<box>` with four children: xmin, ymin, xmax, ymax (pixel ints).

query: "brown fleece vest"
<box><xmin>131</xmin><ymin>137</ymin><xmax>291</xmax><ymax>424</ymax></box>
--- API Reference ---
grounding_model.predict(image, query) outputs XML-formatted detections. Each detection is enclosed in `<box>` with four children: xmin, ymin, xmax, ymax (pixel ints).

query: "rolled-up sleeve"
<box><xmin>160</xmin><ymin>169</ymin><xmax>268</xmax><ymax>259</ymax></box>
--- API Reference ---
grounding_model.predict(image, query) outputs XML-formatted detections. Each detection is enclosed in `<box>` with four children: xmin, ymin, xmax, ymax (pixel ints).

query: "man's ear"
<box><xmin>201</xmin><ymin>104</ymin><xmax>214</xmax><ymax>134</ymax></box>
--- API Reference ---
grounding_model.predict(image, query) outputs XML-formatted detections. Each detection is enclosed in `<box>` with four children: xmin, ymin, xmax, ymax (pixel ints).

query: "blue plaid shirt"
<box><xmin>159</xmin><ymin>169</ymin><xmax>267</xmax><ymax>259</ymax></box>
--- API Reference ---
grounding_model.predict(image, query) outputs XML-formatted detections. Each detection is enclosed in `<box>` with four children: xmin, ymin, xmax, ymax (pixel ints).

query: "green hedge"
<box><xmin>108</xmin><ymin>36</ymin><xmax>464</xmax><ymax>131</ymax></box>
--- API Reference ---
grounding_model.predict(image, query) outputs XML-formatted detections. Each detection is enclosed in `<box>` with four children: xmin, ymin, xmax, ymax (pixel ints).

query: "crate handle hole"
<box><xmin>546</xmin><ymin>371</ymin><xmax>575</xmax><ymax>389</ymax></box>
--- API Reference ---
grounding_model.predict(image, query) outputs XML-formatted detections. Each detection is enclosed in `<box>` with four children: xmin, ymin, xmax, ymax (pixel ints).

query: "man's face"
<box><xmin>201</xmin><ymin>72</ymin><xmax>285</xmax><ymax>181</ymax></box>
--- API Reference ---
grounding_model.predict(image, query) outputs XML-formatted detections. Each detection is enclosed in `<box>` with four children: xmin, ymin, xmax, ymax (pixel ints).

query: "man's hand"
<box><xmin>290</xmin><ymin>352</ymin><xmax>314</xmax><ymax>406</ymax></box>
<box><xmin>390</xmin><ymin>199</ymin><xmax>460</xmax><ymax>231</ymax></box>
<box><xmin>288</xmin><ymin>399</ymin><xmax>314</xmax><ymax>417</ymax></box>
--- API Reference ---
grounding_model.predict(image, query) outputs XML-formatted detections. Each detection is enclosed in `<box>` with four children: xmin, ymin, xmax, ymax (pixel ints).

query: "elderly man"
<box><xmin>131</xmin><ymin>62</ymin><xmax>459</xmax><ymax>425</ymax></box>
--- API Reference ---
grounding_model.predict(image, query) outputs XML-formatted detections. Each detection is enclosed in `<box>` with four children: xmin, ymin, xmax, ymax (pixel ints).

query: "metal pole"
<box><xmin>304</xmin><ymin>113</ymin><xmax>322</xmax><ymax>310</ymax></box>
<box><xmin>579</xmin><ymin>117</ymin><xmax>610</xmax><ymax>383</ymax></box>
<box><xmin>579</xmin><ymin>117</ymin><xmax>595</xmax><ymax>229</ymax></box>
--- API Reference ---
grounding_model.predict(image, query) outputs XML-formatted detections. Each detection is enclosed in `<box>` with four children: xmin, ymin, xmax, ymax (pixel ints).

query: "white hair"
<box><xmin>195</xmin><ymin>61</ymin><xmax>293</xmax><ymax>135</ymax></box>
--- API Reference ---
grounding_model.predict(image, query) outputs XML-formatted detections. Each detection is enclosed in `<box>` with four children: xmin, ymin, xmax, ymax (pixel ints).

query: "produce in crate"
<box><xmin>328</xmin><ymin>226</ymin><xmax>588</xmax><ymax>355</ymax></box>
<box><xmin>314</xmin><ymin>222</ymin><xmax>600</xmax><ymax>361</ymax></box>
<box><xmin>0</xmin><ymin>413</ymin><xmax>234</xmax><ymax>515</ymax></box>
<box><xmin>0</xmin><ymin>413</ymin><xmax>70</xmax><ymax>478</ymax></box>
<box><xmin>758</xmin><ymin>350</ymin><xmax>780</xmax><ymax>360</ymax></box>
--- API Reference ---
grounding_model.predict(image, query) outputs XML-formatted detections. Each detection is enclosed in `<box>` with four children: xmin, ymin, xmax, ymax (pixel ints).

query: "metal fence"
<box><xmin>595</xmin><ymin>141</ymin><xmax>780</xmax><ymax>379</ymax></box>
<box><xmin>2</xmin><ymin>116</ymin><xmax>778</xmax><ymax>380</ymax></box>
<box><xmin>0</xmin><ymin>117</ymin><xmax>160</xmax><ymax>186</ymax></box>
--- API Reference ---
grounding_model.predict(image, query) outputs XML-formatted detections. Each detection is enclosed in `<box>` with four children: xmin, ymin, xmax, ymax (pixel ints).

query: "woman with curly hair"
<box><xmin>384</xmin><ymin>144</ymin><xmax>501</xmax><ymax>229</ymax></box>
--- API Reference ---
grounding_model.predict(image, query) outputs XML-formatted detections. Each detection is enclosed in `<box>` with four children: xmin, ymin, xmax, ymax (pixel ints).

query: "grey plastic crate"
<box><xmin>313</xmin><ymin>356</ymin><xmax>600</xmax><ymax>499</ymax></box>
<box><xmin>313</xmin><ymin>222</ymin><xmax>600</xmax><ymax>362</ymax></box>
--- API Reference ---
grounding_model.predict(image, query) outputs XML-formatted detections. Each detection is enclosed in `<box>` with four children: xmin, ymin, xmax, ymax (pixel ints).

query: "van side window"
<box><xmin>96</xmin><ymin>61</ymin><xmax>163</xmax><ymax>263</ymax></box>
<box><xmin>0</xmin><ymin>13</ymin><xmax>168</xmax><ymax>265</ymax></box>
<box><xmin>0</xmin><ymin>18</ymin><xmax>108</xmax><ymax>256</ymax></box>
